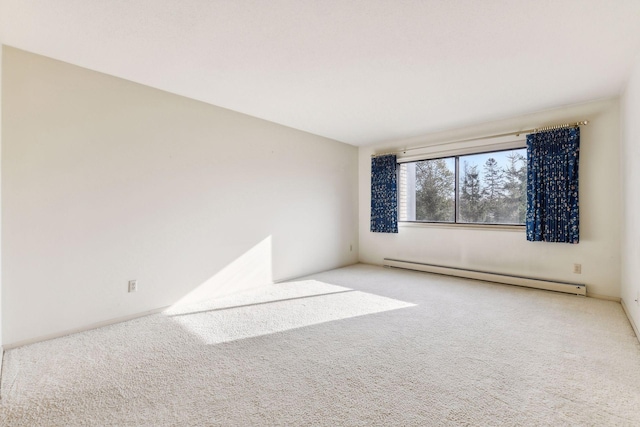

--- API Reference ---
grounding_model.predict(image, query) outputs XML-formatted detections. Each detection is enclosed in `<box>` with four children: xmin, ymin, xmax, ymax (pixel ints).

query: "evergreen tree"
<box><xmin>502</xmin><ymin>152</ymin><xmax>527</xmax><ymax>223</ymax></box>
<box><xmin>459</xmin><ymin>162</ymin><xmax>485</xmax><ymax>222</ymax></box>
<box><xmin>414</xmin><ymin>159</ymin><xmax>454</xmax><ymax>221</ymax></box>
<box><xmin>482</xmin><ymin>158</ymin><xmax>504</xmax><ymax>222</ymax></box>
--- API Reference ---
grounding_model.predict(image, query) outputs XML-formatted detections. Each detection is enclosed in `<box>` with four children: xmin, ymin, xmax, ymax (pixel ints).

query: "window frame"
<box><xmin>398</xmin><ymin>146</ymin><xmax>527</xmax><ymax>228</ymax></box>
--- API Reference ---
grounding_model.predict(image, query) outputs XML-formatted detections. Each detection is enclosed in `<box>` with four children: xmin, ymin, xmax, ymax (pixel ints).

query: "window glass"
<box><xmin>399</xmin><ymin>148</ymin><xmax>526</xmax><ymax>225</ymax></box>
<box><xmin>399</xmin><ymin>158</ymin><xmax>455</xmax><ymax>222</ymax></box>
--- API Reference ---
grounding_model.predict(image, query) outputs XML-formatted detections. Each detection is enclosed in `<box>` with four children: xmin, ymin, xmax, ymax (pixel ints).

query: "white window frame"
<box><xmin>397</xmin><ymin>134</ymin><xmax>527</xmax><ymax>230</ymax></box>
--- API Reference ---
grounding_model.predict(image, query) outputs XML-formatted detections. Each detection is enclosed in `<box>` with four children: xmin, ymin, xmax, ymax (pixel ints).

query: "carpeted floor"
<box><xmin>2</xmin><ymin>264</ymin><xmax>640</xmax><ymax>426</ymax></box>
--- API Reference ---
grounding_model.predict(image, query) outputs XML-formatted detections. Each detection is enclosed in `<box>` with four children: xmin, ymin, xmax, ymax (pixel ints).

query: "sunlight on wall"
<box><xmin>169</xmin><ymin>236</ymin><xmax>273</xmax><ymax>308</ymax></box>
<box><xmin>166</xmin><ymin>280</ymin><xmax>416</xmax><ymax>345</ymax></box>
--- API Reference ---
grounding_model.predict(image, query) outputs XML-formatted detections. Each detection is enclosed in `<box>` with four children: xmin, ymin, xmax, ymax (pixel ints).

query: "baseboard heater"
<box><xmin>383</xmin><ymin>258</ymin><xmax>586</xmax><ymax>296</ymax></box>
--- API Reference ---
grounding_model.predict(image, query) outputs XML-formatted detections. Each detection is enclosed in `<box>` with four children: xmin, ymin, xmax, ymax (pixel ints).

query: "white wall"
<box><xmin>0</xmin><ymin>44</ymin><xmax>4</xmax><ymax>353</ymax></box>
<box><xmin>621</xmin><ymin>51</ymin><xmax>640</xmax><ymax>333</ymax></box>
<box><xmin>2</xmin><ymin>47</ymin><xmax>359</xmax><ymax>347</ymax></box>
<box><xmin>359</xmin><ymin>99</ymin><xmax>621</xmax><ymax>299</ymax></box>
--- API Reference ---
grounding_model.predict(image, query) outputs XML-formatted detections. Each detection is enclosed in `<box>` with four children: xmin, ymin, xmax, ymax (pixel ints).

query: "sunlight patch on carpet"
<box><xmin>167</xmin><ymin>280</ymin><xmax>416</xmax><ymax>345</ymax></box>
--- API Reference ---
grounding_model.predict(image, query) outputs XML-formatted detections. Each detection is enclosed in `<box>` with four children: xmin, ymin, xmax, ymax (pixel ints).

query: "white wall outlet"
<box><xmin>573</xmin><ymin>263</ymin><xmax>582</xmax><ymax>274</ymax></box>
<box><xmin>128</xmin><ymin>280</ymin><xmax>137</xmax><ymax>293</ymax></box>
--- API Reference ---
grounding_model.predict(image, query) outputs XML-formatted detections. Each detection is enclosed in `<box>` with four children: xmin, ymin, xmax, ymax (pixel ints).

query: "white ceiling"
<box><xmin>1</xmin><ymin>1</ymin><xmax>640</xmax><ymax>146</ymax></box>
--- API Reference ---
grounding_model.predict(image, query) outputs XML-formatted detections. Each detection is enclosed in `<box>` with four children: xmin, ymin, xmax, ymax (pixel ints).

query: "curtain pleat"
<box><xmin>526</xmin><ymin>128</ymin><xmax>580</xmax><ymax>243</ymax></box>
<box><xmin>370</xmin><ymin>155</ymin><xmax>398</xmax><ymax>233</ymax></box>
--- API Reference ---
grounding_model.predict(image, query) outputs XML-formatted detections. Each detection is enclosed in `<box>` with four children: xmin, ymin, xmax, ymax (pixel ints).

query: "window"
<box><xmin>398</xmin><ymin>148</ymin><xmax>527</xmax><ymax>225</ymax></box>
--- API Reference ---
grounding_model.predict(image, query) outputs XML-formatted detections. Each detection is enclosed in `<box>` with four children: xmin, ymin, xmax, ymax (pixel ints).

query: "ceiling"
<box><xmin>1</xmin><ymin>1</ymin><xmax>640</xmax><ymax>146</ymax></box>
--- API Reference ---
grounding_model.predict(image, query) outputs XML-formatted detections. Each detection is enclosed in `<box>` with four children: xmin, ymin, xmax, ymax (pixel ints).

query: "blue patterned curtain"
<box><xmin>526</xmin><ymin>127</ymin><xmax>580</xmax><ymax>243</ymax></box>
<box><xmin>371</xmin><ymin>154</ymin><xmax>398</xmax><ymax>233</ymax></box>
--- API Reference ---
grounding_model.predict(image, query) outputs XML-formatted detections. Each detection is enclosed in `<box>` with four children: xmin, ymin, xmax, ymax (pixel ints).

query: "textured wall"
<box><xmin>621</xmin><ymin>50</ymin><xmax>640</xmax><ymax>333</ymax></box>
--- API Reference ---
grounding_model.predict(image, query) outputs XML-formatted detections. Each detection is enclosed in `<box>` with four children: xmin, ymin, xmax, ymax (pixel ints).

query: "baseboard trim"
<box><xmin>0</xmin><ymin>346</ymin><xmax>4</xmax><ymax>400</ymax></box>
<box><xmin>274</xmin><ymin>261</ymin><xmax>361</xmax><ymax>284</ymax></box>
<box><xmin>3</xmin><ymin>263</ymin><xmax>362</xmax><ymax>351</ymax></box>
<box><xmin>621</xmin><ymin>298</ymin><xmax>640</xmax><ymax>342</ymax></box>
<box><xmin>586</xmin><ymin>292</ymin><xmax>620</xmax><ymax>302</ymax></box>
<box><xmin>3</xmin><ymin>306</ymin><xmax>170</xmax><ymax>351</ymax></box>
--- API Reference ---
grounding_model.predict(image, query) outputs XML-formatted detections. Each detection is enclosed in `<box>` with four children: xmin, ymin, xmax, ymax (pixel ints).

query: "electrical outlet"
<box><xmin>573</xmin><ymin>263</ymin><xmax>582</xmax><ymax>274</ymax></box>
<box><xmin>128</xmin><ymin>280</ymin><xmax>137</xmax><ymax>293</ymax></box>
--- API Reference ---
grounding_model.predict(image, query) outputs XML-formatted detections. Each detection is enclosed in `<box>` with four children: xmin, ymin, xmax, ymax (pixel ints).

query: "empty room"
<box><xmin>1</xmin><ymin>1</ymin><xmax>640</xmax><ymax>425</ymax></box>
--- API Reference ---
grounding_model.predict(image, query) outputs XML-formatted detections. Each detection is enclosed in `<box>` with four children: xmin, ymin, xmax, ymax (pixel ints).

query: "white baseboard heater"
<box><xmin>383</xmin><ymin>258</ymin><xmax>586</xmax><ymax>296</ymax></box>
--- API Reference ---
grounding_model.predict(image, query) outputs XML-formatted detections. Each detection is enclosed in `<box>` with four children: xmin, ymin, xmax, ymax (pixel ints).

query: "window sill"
<box><xmin>398</xmin><ymin>221</ymin><xmax>525</xmax><ymax>232</ymax></box>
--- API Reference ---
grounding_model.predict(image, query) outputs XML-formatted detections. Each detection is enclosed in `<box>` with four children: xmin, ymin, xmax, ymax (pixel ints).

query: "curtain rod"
<box><xmin>371</xmin><ymin>120</ymin><xmax>589</xmax><ymax>158</ymax></box>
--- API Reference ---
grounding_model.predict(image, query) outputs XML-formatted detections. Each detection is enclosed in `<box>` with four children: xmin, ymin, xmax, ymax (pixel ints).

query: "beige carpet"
<box><xmin>2</xmin><ymin>264</ymin><xmax>640</xmax><ymax>426</ymax></box>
